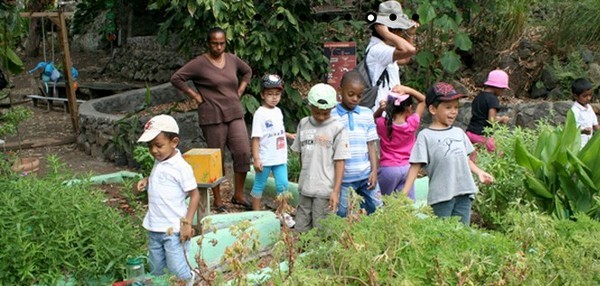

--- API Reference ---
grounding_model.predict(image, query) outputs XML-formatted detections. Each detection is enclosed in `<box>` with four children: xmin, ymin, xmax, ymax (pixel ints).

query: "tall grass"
<box><xmin>550</xmin><ymin>0</ymin><xmax>600</xmax><ymax>49</ymax></box>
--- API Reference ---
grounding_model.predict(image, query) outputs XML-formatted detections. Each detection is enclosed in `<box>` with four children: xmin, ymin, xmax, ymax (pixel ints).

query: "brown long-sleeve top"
<box><xmin>170</xmin><ymin>53</ymin><xmax>252</xmax><ymax>125</ymax></box>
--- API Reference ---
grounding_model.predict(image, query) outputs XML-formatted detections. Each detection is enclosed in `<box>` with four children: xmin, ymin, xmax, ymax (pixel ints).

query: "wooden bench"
<box><xmin>26</xmin><ymin>94</ymin><xmax>85</xmax><ymax>112</ymax></box>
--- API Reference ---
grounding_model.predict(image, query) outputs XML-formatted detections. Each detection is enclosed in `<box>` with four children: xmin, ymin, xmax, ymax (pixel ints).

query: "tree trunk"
<box><xmin>25</xmin><ymin>18</ymin><xmax>40</xmax><ymax>57</ymax></box>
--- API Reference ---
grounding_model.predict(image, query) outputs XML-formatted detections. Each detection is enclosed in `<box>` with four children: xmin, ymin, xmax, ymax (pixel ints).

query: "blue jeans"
<box><xmin>337</xmin><ymin>178</ymin><xmax>382</xmax><ymax>217</ymax></box>
<box><xmin>148</xmin><ymin>231</ymin><xmax>191</xmax><ymax>280</ymax></box>
<box><xmin>251</xmin><ymin>164</ymin><xmax>289</xmax><ymax>198</ymax></box>
<box><xmin>430</xmin><ymin>194</ymin><xmax>473</xmax><ymax>225</ymax></box>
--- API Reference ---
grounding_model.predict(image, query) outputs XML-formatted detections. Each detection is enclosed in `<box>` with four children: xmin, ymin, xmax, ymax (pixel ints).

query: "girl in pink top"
<box><xmin>374</xmin><ymin>85</ymin><xmax>425</xmax><ymax>200</ymax></box>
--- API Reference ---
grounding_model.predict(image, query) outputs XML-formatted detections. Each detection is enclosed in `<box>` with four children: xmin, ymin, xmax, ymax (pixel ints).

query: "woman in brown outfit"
<box><xmin>171</xmin><ymin>27</ymin><xmax>252</xmax><ymax>212</ymax></box>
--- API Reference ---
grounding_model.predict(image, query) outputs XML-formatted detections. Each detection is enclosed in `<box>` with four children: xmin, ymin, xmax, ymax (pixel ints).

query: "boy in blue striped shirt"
<box><xmin>331</xmin><ymin>71</ymin><xmax>383</xmax><ymax>217</ymax></box>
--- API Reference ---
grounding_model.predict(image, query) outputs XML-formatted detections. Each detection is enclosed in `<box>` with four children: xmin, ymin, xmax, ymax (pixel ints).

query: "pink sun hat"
<box><xmin>484</xmin><ymin>69</ymin><xmax>510</xmax><ymax>89</ymax></box>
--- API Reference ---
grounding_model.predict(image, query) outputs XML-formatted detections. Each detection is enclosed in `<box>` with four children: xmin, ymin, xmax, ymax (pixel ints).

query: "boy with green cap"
<box><xmin>291</xmin><ymin>83</ymin><xmax>351</xmax><ymax>232</ymax></box>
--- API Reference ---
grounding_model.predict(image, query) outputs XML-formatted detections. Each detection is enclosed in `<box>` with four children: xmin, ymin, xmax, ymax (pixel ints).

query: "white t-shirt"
<box><xmin>365</xmin><ymin>37</ymin><xmax>401</xmax><ymax>112</ymax></box>
<box><xmin>143</xmin><ymin>149</ymin><xmax>197</xmax><ymax>233</ymax></box>
<box><xmin>251</xmin><ymin>106</ymin><xmax>288</xmax><ymax>166</ymax></box>
<box><xmin>571</xmin><ymin>101</ymin><xmax>599</xmax><ymax>148</ymax></box>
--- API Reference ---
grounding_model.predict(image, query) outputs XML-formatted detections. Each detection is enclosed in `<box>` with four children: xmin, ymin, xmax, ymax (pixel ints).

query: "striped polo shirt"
<box><xmin>331</xmin><ymin>104</ymin><xmax>379</xmax><ymax>183</ymax></box>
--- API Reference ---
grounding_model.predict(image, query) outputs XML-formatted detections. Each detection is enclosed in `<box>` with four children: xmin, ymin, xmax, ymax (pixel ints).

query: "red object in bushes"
<box><xmin>112</xmin><ymin>281</ymin><xmax>128</xmax><ymax>286</ymax></box>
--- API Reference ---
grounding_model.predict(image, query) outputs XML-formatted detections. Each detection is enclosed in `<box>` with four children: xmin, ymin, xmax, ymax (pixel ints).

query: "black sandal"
<box><xmin>214</xmin><ymin>205</ymin><xmax>228</xmax><ymax>213</ymax></box>
<box><xmin>231</xmin><ymin>197</ymin><xmax>253</xmax><ymax>210</ymax></box>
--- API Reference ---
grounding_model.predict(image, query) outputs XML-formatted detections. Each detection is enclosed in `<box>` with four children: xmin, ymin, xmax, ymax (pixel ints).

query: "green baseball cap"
<box><xmin>307</xmin><ymin>83</ymin><xmax>337</xmax><ymax>109</ymax></box>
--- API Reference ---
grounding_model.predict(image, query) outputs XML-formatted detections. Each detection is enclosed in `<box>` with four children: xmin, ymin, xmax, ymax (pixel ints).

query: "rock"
<box><xmin>530</xmin><ymin>82</ymin><xmax>549</xmax><ymax>99</ymax></box>
<box><xmin>451</xmin><ymin>80</ymin><xmax>469</xmax><ymax>97</ymax></box>
<box><xmin>516</xmin><ymin>102</ymin><xmax>552</xmax><ymax>128</ymax></box>
<box><xmin>548</xmin><ymin>88</ymin><xmax>565</xmax><ymax>100</ymax></box>
<box><xmin>518</xmin><ymin>48</ymin><xmax>532</xmax><ymax>59</ymax></box>
<box><xmin>541</xmin><ymin>67</ymin><xmax>557</xmax><ymax>90</ymax></box>
<box><xmin>588</xmin><ymin>63</ymin><xmax>600</xmax><ymax>85</ymax></box>
<box><xmin>580</xmin><ymin>48</ymin><xmax>594</xmax><ymax>64</ymax></box>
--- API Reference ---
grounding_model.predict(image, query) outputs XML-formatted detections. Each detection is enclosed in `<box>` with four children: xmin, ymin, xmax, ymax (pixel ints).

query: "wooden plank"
<box><xmin>2</xmin><ymin>136</ymin><xmax>76</xmax><ymax>151</ymax></box>
<box><xmin>19</xmin><ymin>12</ymin><xmax>74</xmax><ymax>18</ymax></box>
<box><xmin>56</xmin><ymin>11</ymin><xmax>79</xmax><ymax>133</ymax></box>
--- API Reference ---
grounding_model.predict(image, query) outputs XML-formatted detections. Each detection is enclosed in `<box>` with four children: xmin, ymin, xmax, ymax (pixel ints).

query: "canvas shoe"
<box><xmin>186</xmin><ymin>270</ymin><xmax>199</xmax><ymax>286</ymax></box>
<box><xmin>278</xmin><ymin>213</ymin><xmax>296</xmax><ymax>228</ymax></box>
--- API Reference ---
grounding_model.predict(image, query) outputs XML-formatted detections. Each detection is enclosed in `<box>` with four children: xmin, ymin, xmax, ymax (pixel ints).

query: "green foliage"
<box><xmin>474</xmin><ymin>122</ymin><xmax>544</xmax><ymax>227</ymax></box>
<box><xmin>0</xmin><ymin>106</ymin><xmax>32</xmax><ymax>137</ymax></box>
<box><xmin>0</xmin><ymin>156</ymin><xmax>145</xmax><ymax>284</ymax></box>
<box><xmin>549</xmin><ymin>0</ymin><xmax>600</xmax><ymax>50</ymax></box>
<box><xmin>405</xmin><ymin>0</ymin><xmax>477</xmax><ymax>89</ymax></box>
<box><xmin>265</xmin><ymin>196</ymin><xmax>600</xmax><ymax>284</ymax></box>
<box><xmin>149</xmin><ymin>0</ymin><xmax>360</xmax><ymax>127</ymax></box>
<box><xmin>0</xmin><ymin>2</ymin><xmax>25</xmax><ymax>74</ymax></box>
<box><xmin>514</xmin><ymin>111</ymin><xmax>600</xmax><ymax>220</ymax></box>
<box><xmin>286</xmin><ymin>149</ymin><xmax>300</xmax><ymax>182</ymax></box>
<box><xmin>546</xmin><ymin>52</ymin><xmax>588</xmax><ymax>100</ymax></box>
<box><xmin>133</xmin><ymin>144</ymin><xmax>154</xmax><ymax>177</ymax></box>
<box><xmin>500</xmin><ymin>209</ymin><xmax>600</xmax><ymax>284</ymax></box>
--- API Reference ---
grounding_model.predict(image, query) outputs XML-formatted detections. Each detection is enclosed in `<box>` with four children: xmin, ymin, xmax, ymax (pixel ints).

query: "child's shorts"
<box><xmin>250</xmin><ymin>164</ymin><xmax>289</xmax><ymax>198</ymax></box>
<box><xmin>430</xmin><ymin>194</ymin><xmax>473</xmax><ymax>225</ymax></box>
<box><xmin>147</xmin><ymin>231</ymin><xmax>192</xmax><ymax>280</ymax></box>
<box><xmin>337</xmin><ymin>178</ymin><xmax>382</xmax><ymax>217</ymax></box>
<box><xmin>294</xmin><ymin>194</ymin><xmax>332</xmax><ymax>232</ymax></box>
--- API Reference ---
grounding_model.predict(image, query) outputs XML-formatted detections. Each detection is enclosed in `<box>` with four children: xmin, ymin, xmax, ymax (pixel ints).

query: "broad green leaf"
<box><xmin>284</xmin><ymin>10</ymin><xmax>299</xmax><ymax>30</ymax></box>
<box><xmin>562</xmin><ymin>111</ymin><xmax>581</xmax><ymax>152</ymax></box>
<box><xmin>440</xmin><ymin>51</ymin><xmax>461</xmax><ymax>73</ymax></box>
<box><xmin>417</xmin><ymin>2</ymin><xmax>436</xmax><ymax>24</ymax></box>
<box><xmin>415</xmin><ymin>50</ymin><xmax>435</xmax><ymax>68</ymax></box>
<box><xmin>566</xmin><ymin>150</ymin><xmax>596</xmax><ymax>190</ymax></box>
<box><xmin>1</xmin><ymin>47</ymin><xmax>24</xmax><ymax>74</ymax></box>
<box><xmin>434</xmin><ymin>15</ymin><xmax>457</xmax><ymax>33</ymax></box>
<box><xmin>187</xmin><ymin>2</ymin><xmax>197</xmax><ymax>16</ymax></box>
<box><xmin>553</xmin><ymin>198</ymin><xmax>568</xmax><ymax>220</ymax></box>
<box><xmin>578</xmin><ymin>128</ymin><xmax>600</xmax><ymax>188</ymax></box>
<box><xmin>454</xmin><ymin>32</ymin><xmax>472</xmax><ymax>51</ymax></box>
<box><xmin>556</xmin><ymin>168</ymin><xmax>584</xmax><ymax>210</ymax></box>
<box><xmin>514</xmin><ymin>138</ymin><xmax>542</xmax><ymax>171</ymax></box>
<box><xmin>525</xmin><ymin>174</ymin><xmax>553</xmax><ymax>199</ymax></box>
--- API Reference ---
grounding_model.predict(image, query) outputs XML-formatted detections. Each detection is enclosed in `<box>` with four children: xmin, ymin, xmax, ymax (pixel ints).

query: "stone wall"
<box><xmin>77</xmin><ymin>83</ymin><xmax>205</xmax><ymax>166</ymax></box>
<box><xmin>79</xmin><ymin>84</ymin><xmax>599</xmax><ymax>166</ymax></box>
<box><xmin>101</xmin><ymin>36</ymin><xmax>200</xmax><ymax>83</ymax></box>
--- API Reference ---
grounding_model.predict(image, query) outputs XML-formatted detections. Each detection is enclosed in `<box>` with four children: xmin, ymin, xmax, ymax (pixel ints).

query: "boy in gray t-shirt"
<box><xmin>291</xmin><ymin>83</ymin><xmax>351</xmax><ymax>232</ymax></box>
<box><xmin>401</xmin><ymin>82</ymin><xmax>494</xmax><ymax>225</ymax></box>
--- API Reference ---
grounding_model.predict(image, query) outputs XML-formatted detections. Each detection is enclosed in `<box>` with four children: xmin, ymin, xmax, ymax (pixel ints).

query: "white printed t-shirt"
<box><xmin>251</xmin><ymin>106</ymin><xmax>288</xmax><ymax>166</ymax></box>
<box><xmin>143</xmin><ymin>149</ymin><xmax>197</xmax><ymax>233</ymax></box>
<box><xmin>571</xmin><ymin>101</ymin><xmax>599</xmax><ymax>148</ymax></box>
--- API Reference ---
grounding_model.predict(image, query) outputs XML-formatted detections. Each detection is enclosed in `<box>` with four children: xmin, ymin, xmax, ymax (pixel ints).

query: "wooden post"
<box><xmin>48</xmin><ymin>11</ymin><xmax>79</xmax><ymax>132</ymax></box>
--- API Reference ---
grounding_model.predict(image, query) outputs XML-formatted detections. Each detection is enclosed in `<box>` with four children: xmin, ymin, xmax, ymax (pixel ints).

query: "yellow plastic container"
<box><xmin>183</xmin><ymin>148</ymin><xmax>223</xmax><ymax>184</ymax></box>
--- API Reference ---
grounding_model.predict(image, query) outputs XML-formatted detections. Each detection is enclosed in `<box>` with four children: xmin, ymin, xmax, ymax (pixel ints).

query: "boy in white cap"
<box><xmin>136</xmin><ymin>114</ymin><xmax>199</xmax><ymax>285</ymax></box>
<box><xmin>291</xmin><ymin>83</ymin><xmax>351</xmax><ymax>232</ymax></box>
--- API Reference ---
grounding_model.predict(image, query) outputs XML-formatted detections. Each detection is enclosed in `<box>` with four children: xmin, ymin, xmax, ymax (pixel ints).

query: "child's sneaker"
<box><xmin>278</xmin><ymin>213</ymin><xmax>296</xmax><ymax>228</ymax></box>
<box><xmin>186</xmin><ymin>269</ymin><xmax>199</xmax><ymax>286</ymax></box>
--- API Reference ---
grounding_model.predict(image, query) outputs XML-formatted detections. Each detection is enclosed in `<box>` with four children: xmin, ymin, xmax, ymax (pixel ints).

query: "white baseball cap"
<box><xmin>137</xmin><ymin>114</ymin><xmax>179</xmax><ymax>142</ymax></box>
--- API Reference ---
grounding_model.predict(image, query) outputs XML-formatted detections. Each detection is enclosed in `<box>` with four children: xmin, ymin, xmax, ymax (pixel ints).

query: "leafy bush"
<box><xmin>0</xmin><ymin>106</ymin><xmax>32</xmax><ymax>137</ymax></box>
<box><xmin>264</xmin><ymin>196</ymin><xmax>600</xmax><ymax>285</ymax></box>
<box><xmin>149</xmin><ymin>0</ymin><xmax>364</xmax><ymax>130</ymax></box>
<box><xmin>545</xmin><ymin>52</ymin><xmax>588</xmax><ymax>100</ymax></box>
<box><xmin>0</xmin><ymin>157</ymin><xmax>145</xmax><ymax>284</ymax></box>
<box><xmin>501</xmin><ymin>208</ymin><xmax>600</xmax><ymax>285</ymax></box>
<box><xmin>287</xmin><ymin>149</ymin><xmax>300</xmax><ymax>182</ymax></box>
<box><xmin>474</xmin><ymin>121</ymin><xmax>556</xmax><ymax>227</ymax></box>
<box><xmin>515</xmin><ymin>111</ymin><xmax>600</xmax><ymax>220</ymax></box>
